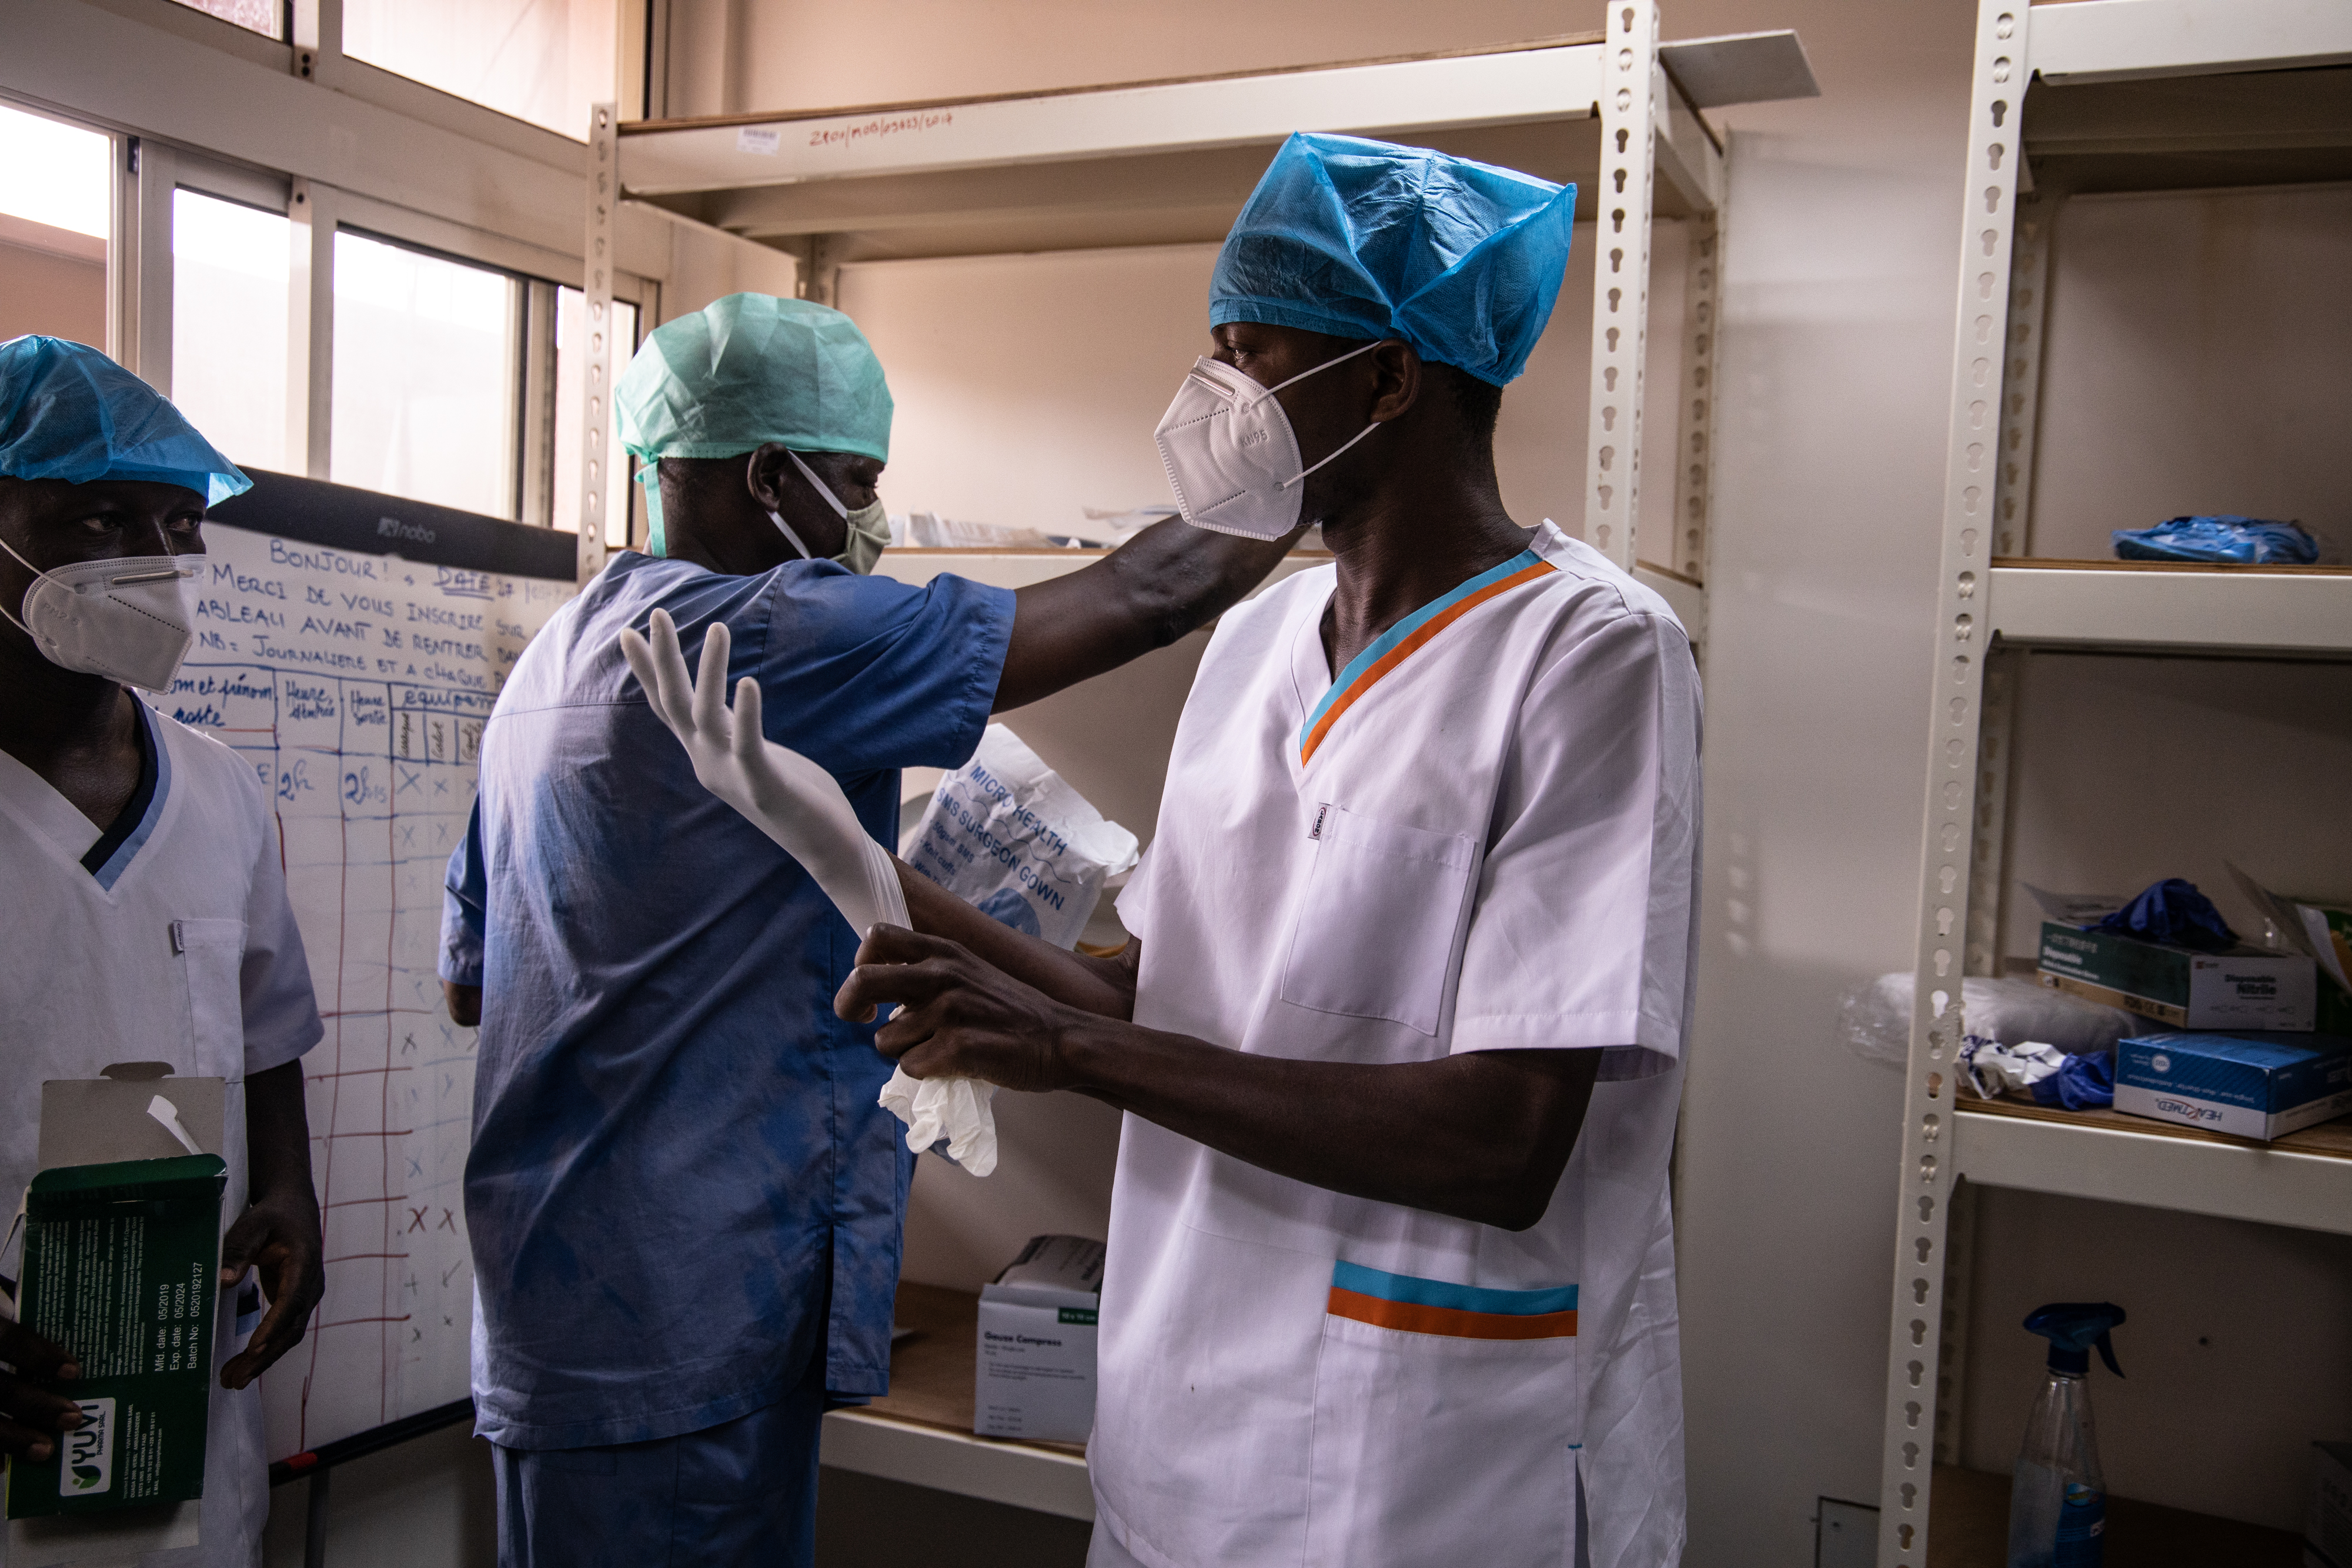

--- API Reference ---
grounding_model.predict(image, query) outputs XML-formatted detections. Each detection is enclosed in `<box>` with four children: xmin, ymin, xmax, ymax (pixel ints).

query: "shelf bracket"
<box><xmin>1586</xmin><ymin>0</ymin><xmax>1661</xmax><ymax>572</ymax></box>
<box><xmin>1881</xmin><ymin>2</ymin><xmax>2033</xmax><ymax>1563</ymax></box>
<box><xmin>1992</xmin><ymin>191</ymin><xmax>2060</xmax><ymax>556</ymax></box>
<box><xmin>579</xmin><ymin>100</ymin><xmax>618</xmax><ymax>587</ymax></box>
<box><xmin>1669</xmin><ymin>209</ymin><xmax>1720</xmax><ymax>595</ymax></box>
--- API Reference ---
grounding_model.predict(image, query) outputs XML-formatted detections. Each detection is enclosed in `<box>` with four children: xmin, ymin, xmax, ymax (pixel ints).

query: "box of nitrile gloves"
<box><xmin>4</xmin><ymin>1155</ymin><xmax>226</xmax><ymax>1521</ymax></box>
<box><xmin>2114</xmin><ymin>1032</ymin><xmax>2352</xmax><ymax>1141</ymax></box>
<box><xmin>2039</xmin><ymin>921</ymin><xmax>2315</xmax><ymax>1031</ymax></box>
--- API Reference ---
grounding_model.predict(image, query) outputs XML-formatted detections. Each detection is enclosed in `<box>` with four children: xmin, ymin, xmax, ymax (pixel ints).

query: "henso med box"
<box><xmin>2114</xmin><ymin>1032</ymin><xmax>2352</xmax><ymax>1141</ymax></box>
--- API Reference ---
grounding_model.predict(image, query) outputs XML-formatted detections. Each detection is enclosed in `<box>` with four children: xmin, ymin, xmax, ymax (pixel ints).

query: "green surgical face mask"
<box><xmin>775</xmin><ymin>448</ymin><xmax>888</xmax><ymax>575</ymax></box>
<box><xmin>637</xmin><ymin>452</ymin><xmax>888</xmax><ymax>573</ymax></box>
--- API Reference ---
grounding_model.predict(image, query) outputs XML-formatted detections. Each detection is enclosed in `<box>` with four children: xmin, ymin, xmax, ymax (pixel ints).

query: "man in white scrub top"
<box><xmin>0</xmin><ymin>337</ymin><xmax>327</xmax><ymax>1567</ymax></box>
<box><xmin>644</xmin><ymin>135</ymin><xmax>1698</xmax><ymax>1567</ymax></box>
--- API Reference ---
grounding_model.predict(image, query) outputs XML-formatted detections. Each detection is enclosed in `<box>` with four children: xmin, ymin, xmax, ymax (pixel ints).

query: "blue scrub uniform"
<box><xmin>440</xmin><ymin>551</ymin><xmax>1013</xmax><ymax>1564</ymax></box>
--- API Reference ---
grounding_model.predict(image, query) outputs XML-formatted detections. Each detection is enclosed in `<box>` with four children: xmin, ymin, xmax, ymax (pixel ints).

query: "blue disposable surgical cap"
<box><xmin>0</xmin><ymin>336</ymin><xmax>251</xmax><ymax>506</ymax></box>
<box><xmin>1210</xmin><ymin>133</ymin><xmax>1576</xmax><ymax>387</ymax></box>
<box><xmin>617</xmin><ymin>293</ymin><xmax>893</xmax><ymax>465</ymax></box>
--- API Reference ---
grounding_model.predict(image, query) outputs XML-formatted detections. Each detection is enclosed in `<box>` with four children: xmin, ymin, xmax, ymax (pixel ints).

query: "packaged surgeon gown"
<box><xmin>1090</xmin><ymin>523</ymin><xmax>1700</xmax><ymax>1568</ymax></box>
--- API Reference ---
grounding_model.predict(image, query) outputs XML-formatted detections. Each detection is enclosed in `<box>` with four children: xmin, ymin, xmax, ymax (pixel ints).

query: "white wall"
<box><xmin>272</xmin><ymin>0</ymin><xmax>2352</xmax><ymax>1560</ymax></box>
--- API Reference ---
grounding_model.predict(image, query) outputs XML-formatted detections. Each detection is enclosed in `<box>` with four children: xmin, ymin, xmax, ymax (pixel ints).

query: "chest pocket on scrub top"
<box><xmin>173</xmin><ymin>918</ymin><xmax>249</xmax><ymax>1082</ymax></box>
<box><xmin>1278</xmin><ymin>804</ymin><xmax>1478</xmax><ymax>1037</ymax></box>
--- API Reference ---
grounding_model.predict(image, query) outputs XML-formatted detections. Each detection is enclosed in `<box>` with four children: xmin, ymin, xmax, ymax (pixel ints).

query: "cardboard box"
<box><xmin>2114</xmin><ymin>1032</ymin><xmax>2352</xmax><ymax>1141</ymax></box>
<box><xmin>2308</xmin><ymin>1442</ymin><xmax>2352</xmax><ymax>1568</ymax></box>
<box><xmin>2039</xmin><ymin>921</ymin><xmax>2316</xmax><ymax>1031</ymax></box>
<box><xmin>974</xmin><ymin>1235</ymin><xmax>1103</xmax><ymax>1444</ymax></box>
<box><xmin>5</xmin><ymin>1155</ymin><xmax>227</xmax><ymax>1521</ymax></box>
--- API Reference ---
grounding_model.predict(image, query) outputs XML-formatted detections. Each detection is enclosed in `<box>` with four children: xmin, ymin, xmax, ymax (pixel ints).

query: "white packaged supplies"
<box><xmin>1838</xmin><ymin>972</ymin><xmax>2141</xmax><ymax>1068</ymax></box>
<box><xmin>975</xmin><ymin>1235</ymin><xmax>1105</xmax><ymax>1443</ymax></box>
<box><xmin>903</xmin><ymin>725</ymin><xmax>1140</xmax><ymax>951</ymax></box>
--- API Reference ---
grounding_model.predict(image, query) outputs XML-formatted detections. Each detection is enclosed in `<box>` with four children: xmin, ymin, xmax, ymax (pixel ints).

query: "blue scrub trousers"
<box><xmin>492</xmin><ymin>1349</ymin><xmax>828</xmax><ymax>1568</ymax></box>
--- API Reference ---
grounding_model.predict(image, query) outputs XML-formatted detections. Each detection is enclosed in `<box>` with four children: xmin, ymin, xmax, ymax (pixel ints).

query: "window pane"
<box><xmin>0</xmin><ymin>103</ymin><xmax>110</xmax><ymax>347</ymax></box>
<box><xmin>332</xmin><ymin>231</ymin><xmax>520</xmax><ymax>519</ymax></box>
<box><xmin>173</xmin><ymin>190</ymin><xmax>291</xmax><ymax>472</ymax></box>
<box><xmin>554</xmin><ymin>288</ymin><xmax>638</xmax><ymax>546</ymax></box>
<box><xmin>166</xmin><ymin>0</ymin><xmax>285</xmax><ymax>39</ymax></box>
<box><xmin>345</xmin><ymin>0</ymin><xmax>615</xmax><ymax>141</ymax></box>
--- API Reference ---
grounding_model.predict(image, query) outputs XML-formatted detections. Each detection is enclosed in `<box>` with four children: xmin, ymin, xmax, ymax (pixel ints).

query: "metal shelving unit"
<box><xmin>579</xmin><ymin>1</ymin><xmax>1815</xmax><ymax>1507</ymax></box>
<box><xmin>1880</xmin><ymin>3</ymin><xmax>2352</xmax><ymax>1562</ymax></box>
<box><xmin>582</xmin><ymin>9</ymin><xmax>1828</xmax><ymax>617</ymax></box>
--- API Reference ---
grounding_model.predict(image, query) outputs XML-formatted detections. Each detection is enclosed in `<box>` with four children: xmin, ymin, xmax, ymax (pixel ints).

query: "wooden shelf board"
<box><xmin>1986</xmin><ymin>560</ymin><xmax>2352</xmax><ymax>657</ymax></box>
<box><xmin>1953</xmin><ymin>1094</ymin><xmax>2352</xmax><ymax>1235</ymax></box>
<box><xmin>819</xmin><ymin>1283</ymin><xmax>1094</xmax><ymax>1520</ymax></box>
<box><xmin>1927</xmin><ymin>1465</ymin><xmax>2303</xmax><ymax>1567</ymax></box>
<box><xmin>1957</xmin><ymin>1089</ymin><xmax>2352</xmax><ymax>1162</ymax></box>
<box><xmin>1990</xmin><ymin>557</ymin><xmax>2352</xmax><ymax>576</ymax></box>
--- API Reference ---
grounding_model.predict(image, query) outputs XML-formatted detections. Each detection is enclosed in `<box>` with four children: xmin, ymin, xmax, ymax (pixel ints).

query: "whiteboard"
<box><xmin>162</xmin><ymin>474</ymin><xmax>573</xmax><ymax>1459</ymax></box>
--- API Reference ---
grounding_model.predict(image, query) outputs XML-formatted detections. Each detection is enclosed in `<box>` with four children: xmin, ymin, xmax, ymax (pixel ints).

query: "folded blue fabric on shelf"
<box><xmin>2094</xmin><ymin>877</ymin><xmax>2237</xmax><ymax>952</ymax></box>
<box><xmin>2112</xmin><ymin>515</ymin><xmax>2318</xmax><ymax>564</ymax></box>
<box><xmin>2029</xmin><ymin>1049</ymin><xmax>2114</xmax><ymax>1112</ymax></box>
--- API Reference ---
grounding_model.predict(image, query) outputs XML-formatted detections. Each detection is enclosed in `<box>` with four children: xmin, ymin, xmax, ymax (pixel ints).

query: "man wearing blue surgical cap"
<box><xmin>437</xmin><ymin>293</ymin><xmax>1307</xmax><ymax>1566</ymax></box>
<box><xmin>0</xmin><ymin>337</ymin><xmax>328</xmax><ymax>1568</ymax></box>
<box><xmin>784</xmin><ymin>135</ymin><xmax>1702</xmax><ymax>1566</ymax></box>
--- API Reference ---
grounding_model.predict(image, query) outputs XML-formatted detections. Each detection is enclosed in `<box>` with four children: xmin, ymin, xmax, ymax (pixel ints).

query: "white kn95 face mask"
<box><xmin>1152</xmin><ymin>342</ymin><xmax>1385</xmax><ymax>540</ymax></box>
<box><xmin>0</xmin><ymin>533</ymin><xmax>201</xmax><ymax>693</ymax></box>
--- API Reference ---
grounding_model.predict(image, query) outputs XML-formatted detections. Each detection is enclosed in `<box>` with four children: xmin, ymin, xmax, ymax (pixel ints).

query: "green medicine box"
<box><xmin>5</xmin><ymin>1154</ymin><xmax>226</xmax><ymax>1521</ymax></box>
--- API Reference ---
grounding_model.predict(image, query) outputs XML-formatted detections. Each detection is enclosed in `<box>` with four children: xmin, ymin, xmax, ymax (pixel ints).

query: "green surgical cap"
<box><xmin>1210</xmin><ymin>133</ymin><xmax>1575</xmax><ymax>387</ymax></box>
<box><xmin>617</xmin><ymin>293</ymin><xmax>893</xmax><ymax>465</ymax></box>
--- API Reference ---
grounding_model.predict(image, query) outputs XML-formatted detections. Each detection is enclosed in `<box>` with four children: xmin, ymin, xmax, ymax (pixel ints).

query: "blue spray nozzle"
<box><xmin>2023</xmin><ymin>1301</ymin><xmax>2126</xmax><ymax>1378</ymax></box>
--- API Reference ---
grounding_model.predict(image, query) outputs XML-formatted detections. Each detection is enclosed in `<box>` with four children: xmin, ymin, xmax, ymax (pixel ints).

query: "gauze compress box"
<box><xmin>975</xmin><ymin>1236</ymin><xmax>1104</xmax><ymax>1444</ymax></box>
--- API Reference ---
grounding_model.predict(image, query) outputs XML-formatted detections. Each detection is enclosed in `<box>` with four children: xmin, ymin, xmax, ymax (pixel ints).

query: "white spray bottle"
<box><xmin>2006</xmin><ymin>1300</ymin><xmax>2126</xmax><ymax>1568</ymax></box>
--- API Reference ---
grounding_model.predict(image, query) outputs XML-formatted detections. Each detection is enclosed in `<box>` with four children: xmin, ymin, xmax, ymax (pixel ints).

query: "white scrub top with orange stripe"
<box><xmin>1093</xmin><ymin>522</ymin><xmax>1700</xmax><ymax>1568</ymax></box>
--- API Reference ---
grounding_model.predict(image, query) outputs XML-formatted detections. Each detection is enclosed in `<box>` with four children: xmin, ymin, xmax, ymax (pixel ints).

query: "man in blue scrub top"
<box><xmin>439</xmin><ymin>294</ymin><xmax>1301</xmax><ymax>1566</ymax></box>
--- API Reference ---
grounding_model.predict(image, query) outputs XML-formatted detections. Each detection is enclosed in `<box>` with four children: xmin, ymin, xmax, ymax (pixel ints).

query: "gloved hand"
<box><xmin>619</xmin><ymin>610</ymin><xmax>1002</xmax><ymax>1176</ymax></box>
<box><xmin>878</xmin><ymin>1068</ymin><xmax>1000</xmax><ymax>1176</ymax></box>
<box><xmin>619</xmin><ymin>608</ymin><xmax>908</xmax><ymax>938</ymax></box>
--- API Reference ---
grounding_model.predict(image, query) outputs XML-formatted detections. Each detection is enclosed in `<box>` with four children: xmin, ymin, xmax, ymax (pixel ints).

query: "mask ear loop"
<box><xmin>770</xmin><ymin>449</ymin><xmax>854</xmax><ymax>561</ymax></box>
<box><xmin>0</xmin><ymin>534</ymin><xmax>38</xmax><ymax>642</ymax></box>
<box><xmin>1244</xmin><ymin>339</ymin><xmax>1391</xmax><ymax>493</ymax></box>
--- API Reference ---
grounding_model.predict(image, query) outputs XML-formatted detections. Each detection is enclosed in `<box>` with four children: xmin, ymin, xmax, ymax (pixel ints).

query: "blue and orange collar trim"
<box><xmin>1327</xmin><ymin>1261</ymin><xmax>1579</xmax><ymax>1340</ymax></box>
<box><xmin>1298</xmin><ymin>549</ymin><xmax>1555</xmax><ymax>767</ymax></box>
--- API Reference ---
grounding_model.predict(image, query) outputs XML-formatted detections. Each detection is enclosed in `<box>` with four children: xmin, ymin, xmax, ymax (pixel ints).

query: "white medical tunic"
<box><xmin>1094</xmin><ymin>524</ymin><xmax>1700</xmax><ymax>1568</ymax></box>
<box><xmin>0</xmin><ymin>699</ymin><xmax>322</xmax><ymax>1568</ymax></box>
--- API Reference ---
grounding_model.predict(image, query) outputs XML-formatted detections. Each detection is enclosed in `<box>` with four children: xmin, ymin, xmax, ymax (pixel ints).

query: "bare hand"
<box><xmin>443</xmin><ymin>979</ymin><xmax>482</xmax><ymax>1028</ymax></box>
<box><xmin>217</xmin><ymin>1181</ymin><xmax>325</xmax><ymax>1390</ymax></box>
<box><xmin>1</xmin><ymin>1318</ymin><xmax>83</xmax><ymax>1462</ymax></box>
<box><xmin>835</xmin><ymin>925</ymin><xmax>1091</xmax><ymax>1094</ymax></box>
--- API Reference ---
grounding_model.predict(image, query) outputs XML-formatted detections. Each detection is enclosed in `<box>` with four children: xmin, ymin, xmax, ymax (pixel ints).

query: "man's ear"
<box><xmin>1369</xmin><ymin>341</ymin><xmax>1421</xmax><ymax>424</ymax></box>
<box><xmin>744</xmin><ymin>444</ymin><xmax>793</xmax><ymax>511</ymax></box>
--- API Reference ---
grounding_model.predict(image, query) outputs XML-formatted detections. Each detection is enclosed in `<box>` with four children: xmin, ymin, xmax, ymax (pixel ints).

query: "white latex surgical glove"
<box><xmin>877</xmin><ymin>1069</ymin><xmax>1000</xmax><ymax>1177</ymax></box>
<box><xmin>619</xmin><ymin>610</ymin><xmax>1001</xmax><ymax>1176</ymax></box>
<box><xmin>618</xmin><ymin>607</ymin><xmax>908</xmax><ymax>938</ymax></box>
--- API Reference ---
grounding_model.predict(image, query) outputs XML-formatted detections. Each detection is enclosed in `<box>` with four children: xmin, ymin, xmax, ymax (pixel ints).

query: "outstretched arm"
<box><xmin>995</xmin><ymin>519</ymin><xmax>1304</xmax><ymax>711</ymax></box>
<box><xmin>834</xmin><ymin>926</ymin><xmax>1597</xmax><ymax>1232</ymax></box>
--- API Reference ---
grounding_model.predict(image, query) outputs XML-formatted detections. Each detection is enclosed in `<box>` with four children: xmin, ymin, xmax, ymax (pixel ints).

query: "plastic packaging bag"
<box><xmin>1838</xmin><ymin>974</ymin><xmax>2140</xmax><ymax>1068</ymax></box>
<box><xmin>903</xmin><ymin>726</ymin><xmax>1140</xmax><ymax>950</ymax></box>
<box><xmin>2112</xmin><ymin>516</ymin><xmax>2317</xmax><ymax>565</ymax></box>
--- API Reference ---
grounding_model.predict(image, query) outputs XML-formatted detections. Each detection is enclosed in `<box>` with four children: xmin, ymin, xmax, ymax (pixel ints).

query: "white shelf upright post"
<box><xmin>1879</xmin><ymin>4</ymin><xmax>2032</xmax><ymax>1562</ymax></box>
<box><xmin>1587</xmin><ymin>0</ymin><xmax>1661</xmax><ymax>572</ymax></box>
<box><xmin>579</xmin><ymin>100</ymin><xmax>619</xmax><ymax>587</ymax></box>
